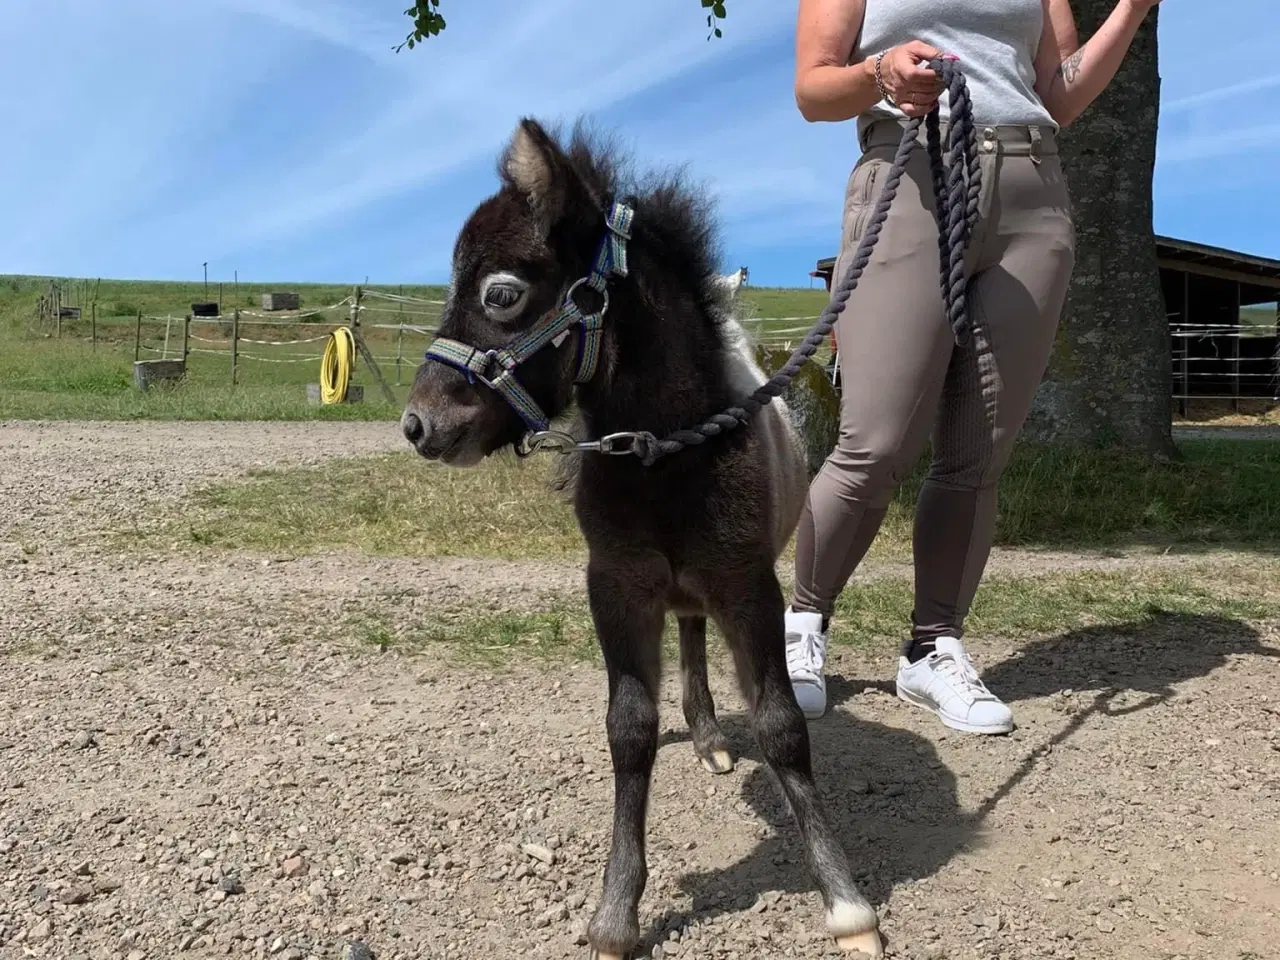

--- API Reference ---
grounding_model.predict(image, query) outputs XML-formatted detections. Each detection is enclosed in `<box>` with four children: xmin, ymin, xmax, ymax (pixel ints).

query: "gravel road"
<box><xmin>1</xmin><ymin>421</ymin><xmax>1277</xmax><ymax>960</ymax></box>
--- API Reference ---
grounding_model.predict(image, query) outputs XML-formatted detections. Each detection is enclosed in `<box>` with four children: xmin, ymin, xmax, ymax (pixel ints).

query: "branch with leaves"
<box><xmin>397</xmin><ymin>0</ymin><xmax>728</xmax><ymax>51</ymax></box>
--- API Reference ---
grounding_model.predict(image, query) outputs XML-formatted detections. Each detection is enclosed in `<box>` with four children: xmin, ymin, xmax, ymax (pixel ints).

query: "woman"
<box><xmin>785</xmin><ymin>0</ymin><xmax>1162</xmax><ymax>732</ymax></box>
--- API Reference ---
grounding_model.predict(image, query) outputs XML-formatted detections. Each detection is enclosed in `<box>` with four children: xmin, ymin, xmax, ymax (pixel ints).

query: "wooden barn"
<box><xmin>810</xmin><ymin>235</ymin><xmax>1280</xmax><ymax>412</ymax></box>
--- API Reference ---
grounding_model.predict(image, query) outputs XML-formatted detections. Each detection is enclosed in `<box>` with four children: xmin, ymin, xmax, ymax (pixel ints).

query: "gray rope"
<box><xmin>633</xmin><ymin>57</ymin><xmax>978</xmax><ymax>466</ymax></box>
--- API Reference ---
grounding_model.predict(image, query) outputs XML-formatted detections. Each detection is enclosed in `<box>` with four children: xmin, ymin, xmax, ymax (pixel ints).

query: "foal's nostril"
<box><xmin>403</xmin><ymin>412</ymin><xmax>425</xmax><ymax>446</ymax></box>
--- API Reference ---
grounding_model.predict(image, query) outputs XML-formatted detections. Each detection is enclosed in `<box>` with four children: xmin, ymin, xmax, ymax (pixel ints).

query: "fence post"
<box><xmin>396</xmin><ymin>299</ymin><xmax>405</xmax><ymax>385</ymax></box>
<box><xmin>55</xmin><ymin>288</ymin><xmax>62</xmax><ymax>339</ymax></box>
<box><xmin>349</xmin><ymin>286</ymin><xmax>362</xmax><ymax>371</ymax></box>
<box><xmin>347</xmin><ymin>284</ymin><xmax>396</xmax><ymax>404</ymax></box>
<box><xmin>231</xmin><ymin>309</ymin><xmax>240</xmax><ymax>386</ymax></box>
<box><xmin>135</xmin><ymin>310</ymin><xmax>142</xmax><ymax>362</ymax></box>
<box><xmin>183</xmin><ymin>315</ymin><xmax>191</xmax><ymax>365</ymax></box>
<box><xmin>91</xmin><ymin>302</ymin><xmax>97</xmax><ymax>351</ymax></box>
<box><xmin>1231</xmin><ymin>281</ymin><xmax>1241</xmax><ymax>413</ymax></box>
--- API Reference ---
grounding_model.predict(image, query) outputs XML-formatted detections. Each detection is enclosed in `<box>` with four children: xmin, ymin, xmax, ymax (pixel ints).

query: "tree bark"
<box><xmin>1023</xmin><ymin>1</ymin><xmax>1174</xmax><ymax>455</ymax></box>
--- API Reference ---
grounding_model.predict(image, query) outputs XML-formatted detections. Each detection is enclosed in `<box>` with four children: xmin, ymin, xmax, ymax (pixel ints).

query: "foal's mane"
<box><xmin>539</xmin><ymin>119</ymin><xmax>737</xmax><ymax>324</ymax></box>
<box><xmin>530</xmin><ymin>121</ymin><xmax>745</xmax><ymax>494</ymax></box>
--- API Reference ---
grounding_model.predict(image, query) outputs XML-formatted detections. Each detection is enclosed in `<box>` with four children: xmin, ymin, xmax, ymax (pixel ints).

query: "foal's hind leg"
<box><xmin>678</xmin><ymin>615</ymin><xmax>733</xmax><ymax>775</ymax></box>
<box><xmin>584</xmin><ymin>555</ymin><xmax>667</xmax><ymax>960</ymax></box>
<box><xmin>703</xmin><ymin>561</ymin><xmax>882</xmax><ymax>956</ymax></box>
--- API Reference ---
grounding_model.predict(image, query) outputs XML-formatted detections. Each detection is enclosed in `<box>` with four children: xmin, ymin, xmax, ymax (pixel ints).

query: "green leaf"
<box><xmin>400</xmin><ymin>0</ymin><xmax>726</xmax><ymax>50</ymax></box>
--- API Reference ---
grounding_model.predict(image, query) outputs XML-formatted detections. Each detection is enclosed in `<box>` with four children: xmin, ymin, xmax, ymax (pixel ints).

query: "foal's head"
<box><xmin>402</xmin><ymin>119</ymin><xmax>624</xmax><ymax>466</ymax></box>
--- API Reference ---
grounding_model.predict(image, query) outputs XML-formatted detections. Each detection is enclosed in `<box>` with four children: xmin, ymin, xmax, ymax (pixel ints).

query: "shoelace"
<box><xmin>928</xmin><ymin>651</ymin><xmax>996</xmax><ymax>702</ymax></box>
<box><xmin>786</xmin><ymin>630</ymin><xmax>826</xmax><ymax>683</ymax></box>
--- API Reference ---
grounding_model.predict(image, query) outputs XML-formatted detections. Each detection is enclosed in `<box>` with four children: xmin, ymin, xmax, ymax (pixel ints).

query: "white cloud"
<box><xmin>0</xmin><ymin>0</ymin><xmax>289</xmax><ymax>269</ymax></box>
<box><xmin>1158</xmin><ymin>121</ymin><xmax>1280</xmax><ymax>165</ymax></box>
<box><xmin>1162</xmin><ymin>74</ymin><xmax>1280</xmax><ymax>112</ymax></box>
<box><xmin>0</xmin><ymin>0</ymin><xmax>797</xmax><ymax>277</ymax></box>
<box><xmin>207</xmin><ymin>0</ymin><xmax>405</xmax><ymax>63</ymax></box>
<box><xmin>3</xmin><ymin>0</ymin><xmax>1276</xmax><ymax>282</ymax></box>
<box><xmin>205</xmin><ymin>1</ymin><xmax>794</xmax><ymax>255</ymax></box>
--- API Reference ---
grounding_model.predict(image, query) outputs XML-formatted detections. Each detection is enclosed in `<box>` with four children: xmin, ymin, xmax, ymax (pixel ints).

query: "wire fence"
<box><xmin>1169</xmin><ymin>320</ymin><xmax>1280</xmax><ymax>408</ymax></box>
<box><xmin>116</xmin><ymin>290</ymin><xmax>840</xmax><ymax>390</ymax></box>
<box><xmin>74</xmin><ymin>290</ymin><xmax>444</xmax><ymax>389</ymax></box>
<box><xmin>27</xmin><ymin>278</ymin><xmax>1279</xmax><ymax>406</ymax></box>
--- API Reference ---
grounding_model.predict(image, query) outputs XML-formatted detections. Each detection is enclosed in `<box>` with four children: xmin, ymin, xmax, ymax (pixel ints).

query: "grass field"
<box><xmin>0</xmin><ymin>274</ymin><xmax>835</xmax><ymax>421</ymax></box>
<box><xmin>168</xmin><ymin>437</ymin><xmax>1280</xmax><ymax>562</ymax></box>
<box><xmin>141</xmin><ymin>432</ymin><xmax>1280</xmax><ymax>664</ymax></box>
<box><xmin>5</xmin><ymin>275</ymin><xmax>1275</xmax><ymax>421</ymax></box>
<box><xmin>1240</xmin><ymin>303</ymin><xmax>1278</xmax><ymax>337</ymax></box>
<box><xmin>344</xmin><ymin>563</ymin><xmax>1280</xmax><ymax>664</ymax></box>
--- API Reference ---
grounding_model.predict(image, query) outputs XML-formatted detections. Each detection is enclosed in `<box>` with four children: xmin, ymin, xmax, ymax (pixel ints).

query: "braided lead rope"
<box><xmin>631</xmin><ymin>57</ymin><xmax>977</xmax><ymax>466</ymax></box>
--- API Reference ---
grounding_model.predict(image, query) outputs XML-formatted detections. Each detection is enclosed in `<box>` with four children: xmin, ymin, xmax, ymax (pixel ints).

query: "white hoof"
<box><xmin>588</xmin><ymin>952</ymin><xmax>628</xmax><ymax>960</ymax></box>
<box><xmin>828</xmin><ymin>899</ymin><xmax>882</xmax><ymax>957</ymax></box>
<box><xmin>700</xmin><ymin>749</ymin><xmax>734</xmax><ymax>775</ymax></box>
<box><xmin>835</xmin><ymin>930</ymin><xmax>883</xmax><ymax>956</ymax></box>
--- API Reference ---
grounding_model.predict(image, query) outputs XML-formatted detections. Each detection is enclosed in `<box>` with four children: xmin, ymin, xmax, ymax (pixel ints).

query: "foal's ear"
<box><xmin>501</xmin><ymin>118</ymin><xmax>568</xmax><ymax>229</ymax></box>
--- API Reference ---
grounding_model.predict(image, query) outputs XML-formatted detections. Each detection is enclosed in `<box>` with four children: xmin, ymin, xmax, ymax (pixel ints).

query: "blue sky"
<box><xmin>1</xmin><ymin>0</ymin><xmax>1276</xmax><ymax>288</ymax></box>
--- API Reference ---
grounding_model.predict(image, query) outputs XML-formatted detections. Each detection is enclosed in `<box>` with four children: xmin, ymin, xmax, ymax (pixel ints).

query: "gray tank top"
<box><xmin>854</xmin><ymin>0</ymin><xmax>1056</xmax><ymax>128</ymax></box>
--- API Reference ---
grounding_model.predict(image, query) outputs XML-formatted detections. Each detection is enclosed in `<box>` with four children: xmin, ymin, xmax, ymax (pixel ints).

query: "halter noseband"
<box><xmin>422</xmin><ymin>199</ymin><xmax>636</xmax><ymax>433</ymax></box>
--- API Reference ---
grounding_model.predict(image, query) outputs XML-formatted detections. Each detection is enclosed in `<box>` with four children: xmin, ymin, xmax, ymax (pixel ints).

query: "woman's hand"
<box><xmin>876</xmin><ymin>41</ymin><xmax>952</xmax><ymax>117</ymax></box>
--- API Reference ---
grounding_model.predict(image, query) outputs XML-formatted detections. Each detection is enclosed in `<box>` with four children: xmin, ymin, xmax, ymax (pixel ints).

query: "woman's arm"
<box><xmin>1033</xmin><ymin>0</ymin><xmax>1162</xmax><ymax>127</ymax></box>
<box><xmin>794</xmin><ymin>0</ymin><xmax>946</xmax><ymax>122</ymax></box>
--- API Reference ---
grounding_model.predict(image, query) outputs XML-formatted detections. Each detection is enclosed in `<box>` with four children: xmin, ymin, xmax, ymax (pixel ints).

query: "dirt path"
<box><xmin>1</xmin><ymin>421</ymin><xmax>1277</xmax><ymax>960</ymax></box>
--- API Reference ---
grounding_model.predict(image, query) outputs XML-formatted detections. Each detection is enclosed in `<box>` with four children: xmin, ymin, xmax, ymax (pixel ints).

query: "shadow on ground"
<box><xmin>643</xmin><ymin>612</ymin><xmax>1275</xmax><ymax>952</ymax></box>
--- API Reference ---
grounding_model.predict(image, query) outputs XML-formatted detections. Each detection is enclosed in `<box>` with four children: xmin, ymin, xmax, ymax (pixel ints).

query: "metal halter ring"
<box><xmin>472</xmin><ymin>348</ymin><xmax>504</xmax><ymax>389</ymax></box>
<box><xmin>564</xmin><ymin>276</ymin><xmax>609</xmax><ymax>318</ymax></box>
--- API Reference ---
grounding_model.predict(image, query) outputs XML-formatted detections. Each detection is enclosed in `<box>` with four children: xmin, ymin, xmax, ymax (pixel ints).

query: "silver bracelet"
<box><xmin>874</xmin><ymin>51</ymin><xmax>892</xmax><ymax>104</ymax></box>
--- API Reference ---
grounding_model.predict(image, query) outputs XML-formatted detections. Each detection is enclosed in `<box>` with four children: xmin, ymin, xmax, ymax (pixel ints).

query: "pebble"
<box><xmin>521</xmin><ymin>843</ymin><xmax>556</xmax><ymax>866</ymax></box>
<box><xmin>217</xmin><ymin>876</ymin><xmax>244</xmax><ymax>895</ymax></box>
<box><xmin>59</xmin><ymin>885</ymin><xmax>95</xmax><ymax>905</ymax></box>
<box><xmin>282</xmin><ymin>856</ymin><xmax>309</xmax><ymax>877</ymax></box>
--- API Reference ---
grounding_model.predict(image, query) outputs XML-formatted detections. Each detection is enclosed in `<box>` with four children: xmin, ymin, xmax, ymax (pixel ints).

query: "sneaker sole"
<box><xmin>790</xmin><ymin>679</ymin><xmax>827</xmax><ymax>720</ymax></box>
<box><xmin>895</xmin><ymin>684</ymin><xmax>1013</xmax><ymax>735</ymax></box>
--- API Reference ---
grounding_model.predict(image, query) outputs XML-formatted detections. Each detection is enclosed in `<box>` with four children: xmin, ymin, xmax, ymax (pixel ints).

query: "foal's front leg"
<box><xmin>584</xmin><ymin>556</ymin><xmax>667</xmax><ymax>960</ymax></box>
<box><xmin>705</xmin><ymin>561</ymin><xmax>883</xmax><ymax>956</ymax></box>
<box><xmin>678</xmin><ymin>615</ymin><xmax>733</xmax><ymax>775</ymax></box>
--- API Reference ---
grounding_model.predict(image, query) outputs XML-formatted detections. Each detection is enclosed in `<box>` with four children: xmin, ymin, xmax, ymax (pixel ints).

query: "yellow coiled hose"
<box><xmin>319</xmin><ymin>327</ymin><xmax>356</xmax><ymax>404</ymax></box>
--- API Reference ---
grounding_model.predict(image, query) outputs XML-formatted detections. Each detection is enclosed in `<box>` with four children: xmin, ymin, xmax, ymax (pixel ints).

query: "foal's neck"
<box><xmin>574</xmin><ymin>288</ymin><xmax>730</xmax><ymax>441</ymax></box>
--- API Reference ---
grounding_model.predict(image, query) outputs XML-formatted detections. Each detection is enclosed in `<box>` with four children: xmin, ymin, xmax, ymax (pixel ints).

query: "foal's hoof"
<box><xmin>699</xmin><ymin>749</ymin><xmax>734</xmax><ymax>775</ymax></box>
<box><xmin>835</xmin><ymin>930</ymin><xmax>883</xmax><ymax>956</ymax></box>
<box><xmin>587</xmin><ymin>952</ymin><xmax>629</xmax><ymax>960</ymax></box>
<box><xmin>829</xmin><ymin>900</ymin><xmax>883</xmax><ymax>957</ymax></box>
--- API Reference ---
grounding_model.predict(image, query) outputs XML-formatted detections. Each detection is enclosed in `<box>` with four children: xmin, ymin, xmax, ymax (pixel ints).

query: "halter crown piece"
<box><xmin>422</xmin><ymin>199</ymin><xmax>636</xmax><ymax>433</ymax></box>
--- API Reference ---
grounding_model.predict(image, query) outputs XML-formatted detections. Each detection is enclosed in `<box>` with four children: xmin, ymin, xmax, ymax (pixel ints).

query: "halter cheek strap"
<box><xmin>423</xmin><ymin>199</ymin><xmax>635</xmax><ymax>432</ymax></box>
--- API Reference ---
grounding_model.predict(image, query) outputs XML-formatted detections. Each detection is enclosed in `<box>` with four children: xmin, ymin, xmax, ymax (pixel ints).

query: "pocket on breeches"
<box><xmin>833</xmin><ymin>156</ymin><xmax>886</xmax><ymax>291</ymax></box>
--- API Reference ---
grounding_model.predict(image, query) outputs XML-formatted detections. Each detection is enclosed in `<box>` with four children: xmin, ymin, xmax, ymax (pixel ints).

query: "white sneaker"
<box><xmin>895</xmin><ymin>636</ymin><xmax>1013</xmax><ymax>734</ymax></box>
<box><xmin>785</xmin><ymin>608</ymin><xmax>828</xmax><ymax>720</ymax></box>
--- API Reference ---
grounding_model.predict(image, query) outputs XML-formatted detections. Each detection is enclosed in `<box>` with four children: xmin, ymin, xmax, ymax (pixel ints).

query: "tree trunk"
<box><xmin>1023</xmin><ymin>2</ymin><xmax>1174</xmax><ymax>455</ymax></box>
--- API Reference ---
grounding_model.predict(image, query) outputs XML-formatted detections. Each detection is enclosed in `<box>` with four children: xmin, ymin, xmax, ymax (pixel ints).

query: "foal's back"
<box><xmin>718</xmin><ymin>317</ymin><xmax>809</xmax><ymax>560</ymax></box>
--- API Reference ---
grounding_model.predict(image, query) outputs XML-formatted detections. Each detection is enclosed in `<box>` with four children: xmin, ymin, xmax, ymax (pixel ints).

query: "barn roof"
<box><xmin>1154</xmin><ymin>236</ymin><xmax>1280</xmax><ymax>289</ymax></box>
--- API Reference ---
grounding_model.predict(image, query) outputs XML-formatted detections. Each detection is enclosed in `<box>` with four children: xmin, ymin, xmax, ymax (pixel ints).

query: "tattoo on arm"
<box><xmin>1059</xmin><ymin>49</ymin><xmax>1083</xmax><ymax>83</ymax></box>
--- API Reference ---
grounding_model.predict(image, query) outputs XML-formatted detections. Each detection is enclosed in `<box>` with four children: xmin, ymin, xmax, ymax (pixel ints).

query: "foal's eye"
<box><xmin>482</xmin><ymin>284</ymin><xmax>524</xmax><ymax>311</ymax></box>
